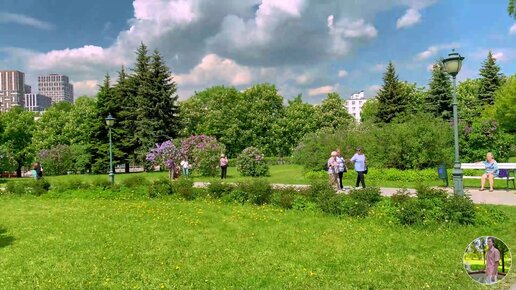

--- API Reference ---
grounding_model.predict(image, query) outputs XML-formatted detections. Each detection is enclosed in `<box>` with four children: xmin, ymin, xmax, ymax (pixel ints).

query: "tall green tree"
<box><xmin>0</xmin><ymin>107</ymin><xmax>35</xmax><ymax>177</ymax></box>
<box><xmin>493</xmin><ymin>74</ymin><xmax>516</xmax><ymax>133</ymax></box>
<box><xmin>360</xmin><ymin>99</ymin><xmax>378</xmax><ymax>123</ymax></box>
<box><xmin>509</xmin><ymin>0</ymin><xmax>515</xmax><ymax>17</ymax></box>
<box><xmin>457</xmin><ymin>78</ymin><xmax>482</xmax><ymax>122</ymax></box>
<box><xmin>279</xmin><ymin>95</ymin><xmax>318</xmax><ymax>155</ymax></box>
<box><xmin>426</xmin><ymin>63</ymin><xmax>453</xmax><ymax>119</ymax></box>
<box><xmin>316</xmin><ymin>92</ymin><xmax>353</xmax><ymax>129</ymax></box>
<box><xmin>240</xmin><ymin>83</ymin><xmax>285</xmax><ymax>156</ymax></box>
<box><xmin>90</xmin><ymin>74</ymin><xmax>116</xmax><ymax>173</ymax></box>
<box><xmin>32</xmin><ymin>101</ymin><xmax>73</xmax><ymax>152</ymax></box>
<box><xmin>114</xmin><ymin>66</ymin><xmax>139</xmax><ymax>172</ymax></box>
<box><xmin>375</xmin><ymin>62</ymin><xmax>408</xmax><ymax>123</ymax></box>
<box><xmin>478</xmin><ymin>51</ymin><xmax>504</xmax><ymax>105</ymax></box>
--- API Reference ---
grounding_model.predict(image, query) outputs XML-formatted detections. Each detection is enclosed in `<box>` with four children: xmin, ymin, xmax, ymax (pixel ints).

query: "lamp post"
<box><xmin>442</xmin><ymin>49</ymin><xmax>465</xmax><ymax>196</ymax></box>
<box><xmin>105</xmin><ymin>114</ymin><xmax>115</xmax><ymax>186</ymax></box>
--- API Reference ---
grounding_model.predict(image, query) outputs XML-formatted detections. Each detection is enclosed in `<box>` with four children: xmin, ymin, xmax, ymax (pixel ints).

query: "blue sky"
<box><xmin>1</xmin><ymin>0</ymin><xmax>515</xmax><ymax>102</ymax></box>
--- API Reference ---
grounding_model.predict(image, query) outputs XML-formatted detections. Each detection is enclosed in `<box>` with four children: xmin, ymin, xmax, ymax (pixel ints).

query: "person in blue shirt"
<box><xmin>350</xmin><ymin>146</ymin><xmax>367</xmax><ymax>189</ymax></box>
<box><xmin>481</xmin><ymin>152</ymin><xmax>499</xmax><ymax>192</ymax></box>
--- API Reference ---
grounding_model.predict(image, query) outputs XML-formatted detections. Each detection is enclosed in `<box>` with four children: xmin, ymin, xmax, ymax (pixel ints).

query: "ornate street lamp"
<box><xmin>105</xmin><ymin>114</ymin><xmax>115</xmax><ymax>186</ymax></box>
<box><xmin>442</xmin><ymin>49</ymin><xmax>465</xmax><ymax>196</ymax></box>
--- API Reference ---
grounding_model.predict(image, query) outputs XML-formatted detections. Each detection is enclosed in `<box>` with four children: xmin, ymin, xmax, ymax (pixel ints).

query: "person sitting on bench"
<box><xmin>481</xmin><ymin>152</ymin><xmax>498</xmax><ymax>192</ymax></box>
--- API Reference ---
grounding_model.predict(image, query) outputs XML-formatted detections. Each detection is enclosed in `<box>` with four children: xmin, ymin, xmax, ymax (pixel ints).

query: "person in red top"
<box><xmin>485</xmin><ymin>237</ymin><xmax>500</xmax><ymax>284</ymax></box>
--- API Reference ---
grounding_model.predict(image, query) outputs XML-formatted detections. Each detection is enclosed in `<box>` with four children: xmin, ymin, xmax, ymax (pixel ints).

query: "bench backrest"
<box><xmin>461</xmin><ymin>163</ymin><xmax>516</xmax><ymax>170</ymax></box>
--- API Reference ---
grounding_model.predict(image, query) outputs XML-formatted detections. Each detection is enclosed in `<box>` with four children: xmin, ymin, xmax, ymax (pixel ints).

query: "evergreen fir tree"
<box><xmin>113</xmin><ymin>66</ymin><xmax>138</xmax><ymax>172</ymax></box>
<box><xmin>375</xmin><ymin>62</ymin><xmax>408</xmax><ymax>123</ymax></box>
<box><xmin>128</xmin><ymin>43</ymin><xmax>153</xmax><ymax>161</ymax></box>
<box><xmin>426</xmin><ymin>63</ymin><xmax>453</xmax><ymax>119</ymax></box>
<box><xmin>478</xmin><ymin>51</ymin><xmax>504</xmax><ymax>105</ymax></box>
<box><xmin>148</xmin><ymin>49</ymin><xmax>179</xmax><ymax>141</ymax></box>
<box><xmin>90</xmin><ymin>74</ymin><xmax>114</xmax><ymax>173</ymax></box>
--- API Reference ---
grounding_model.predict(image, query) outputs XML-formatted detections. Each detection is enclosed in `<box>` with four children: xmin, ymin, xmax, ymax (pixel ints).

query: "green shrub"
<box><xmin>349</xmin><ymin>187</ymin><xmax>382</xmax><ymax>206</ymax></box>
<box><xmin>318</xmin><ymin>192</ymin><xmax>346</xmax><ymax>216</ymax></box>
<box><xmin>121</xmin><ymin>175</ymin><xmax>149</xmax><ymax>188</ymax></box>
<box><xmin>91</xmin><ymin>179</ymin><xmax>112</xmax><ymax>190</ymax></box>
<box><xmin>291</xmin><ymin>196</ymin><xmax>318</xmax><ymax>211</ymax></box>
<box><xmin>236</xmin><ymin>147</ymin><xmax>269</xmax><ymax>177</ymax></box>
<box><xmin>237</xmin><ymin>179</ymin><xmax>272</xmax><ymax>205</ymax></box>
<box><xmin>342</xmin><ymin>197</ymin><xmax>371</xmax><ymax>218</ymax></box>
<box><xmin>68</xmin><ymin>178</ymin><xmax>90</xmax><ymax>190</ymax></box>
<box><xmin>173</xmin><ymin>177</ymin><xmax>194</xmax><ymax>200</ymax></box>
<box><xmin>271</xmin><ymin>188</ymin><xmax>298</xmax><ymax>209</ymax></box>
<box><xmin>415</xmin><ymin>186</ymin><xmax>449</xmax><ymax>201</ymax></box>
<box><xmin>304</xmin><ymin>171</ymin><xmax>327</xmax><ymax>181</ymax></box>
<box><xmin>391</xmin><ymin>189</ymin><xmax>412</xmax><ymax>206</ymax></box>
<box><xmin>443</xmin><ymin>196</ymin><xmax>476</xmax><ymax>225</ymax></box>
<box><xmin>222</xmin><ymin>189</ymin><xmax>248</xmax><ymax>204</ymax></box>
<box><xmin>148</xmin><ymin>178</ymin><xmax>173</xmax><ymax>198</ymax></box>
<box><xmin>6</xmin><ymin>181</ymin><xmax>25</xmax><ymax>195</ymax></box>
<box><xmin>475</xmin><ymin>205</ymin><xmax>508</xmax><ymax>226</ymax></box>
<box><xmin>308</xmin><ymin>179</ymin><xmax>334</xmax><ymax>201</ymax></box>
<box><xmin>395</xmin><ymin>198</ymin><xmax>425</xmax><ymax>225</ymax></box>
<box><xmin>207</xmin><ymin>180</ymin><xmax>234</xmax><ymax>199</ymax></box>
<box><xmin>5</xmin><ymin>179</ymin><xmax>50</xmax><ymax>196</ymax></box>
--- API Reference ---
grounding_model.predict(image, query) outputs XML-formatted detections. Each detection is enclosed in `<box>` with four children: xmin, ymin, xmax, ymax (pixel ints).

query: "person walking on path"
<box><xmin>220</xmin><ymin>154</ymin><xmax>228</xmax><ymax>179</ymax></box>
<box><xmin>327</xmin><ymin>151</ymin><xmax>340</xmax><ymax>191</ymax></box>
<box><xmin>481</xmin><ymin>152</ymin><xmax>499</xmax><ymax>192</ymax></box>
<box><xmin>336</xmin><ymin>149</ymin><xmax>346</xmax><ymax>190</ymax></box>
<box><xmin>180</xmin><ymin>159</ymin><xmax>190</xmax><ymax>178</ymax></box>
<box><xmin>350</xmin><ymin>146</ymin><xmax>366</xmax><ymax>189</ymax></box>
<box><xmin>485</xmin><ymin>237</ymin><xmax>500</xmax><ymax>284</ymax></box>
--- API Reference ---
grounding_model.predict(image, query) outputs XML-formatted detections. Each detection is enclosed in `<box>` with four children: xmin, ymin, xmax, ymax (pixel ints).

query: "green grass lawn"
<box><xmin>3</xmin><ymin>164</ymin><xmax>512</xmax><ymax>190</ymax></box>
<box><xmin>0</xmin><ymin>195</ymin><xmax>515</xmax><ymax>289</ymax></box>
<box><xmin>464</xmin><ymin>257</ymin><xmax>512</xmax><ymax>273</ymax></box>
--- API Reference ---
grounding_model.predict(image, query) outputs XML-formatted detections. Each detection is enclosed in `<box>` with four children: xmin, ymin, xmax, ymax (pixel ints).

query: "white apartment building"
<box><xmin>344</xmin><ymin>91</ymin><xmax>369</xmax><ymax>122</ymax></box>
<box><xmin>38</xmin><ymin>74</ymin><xmax>74</xmax><ymax>104</ymax></box>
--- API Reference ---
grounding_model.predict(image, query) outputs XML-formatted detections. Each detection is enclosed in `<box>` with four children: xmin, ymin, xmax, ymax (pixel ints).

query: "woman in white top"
<box><xmin>327</xmin><ymin>151</ymin><xmax>340</xmax><ymax>190</ymax></box>
<box><xmin>336</xmin><ymin>149</ymin><xmax>346</xmax><ymax>190</ymax></box>
<box><xmin>180</xmin><ymin>159</ymin><xmax>190</xmax><ymax>177</ymax></box>
<box><xmin>350</xmin><ymin>146</ymin><xmax>366</xmax><ymax>188</ymax></box>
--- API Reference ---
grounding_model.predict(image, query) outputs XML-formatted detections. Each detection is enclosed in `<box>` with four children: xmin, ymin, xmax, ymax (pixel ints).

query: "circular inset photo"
<box><xmin>463</xmin><ymin>236</ymin><xmax>512</xmax><ymax>285</ymax></box>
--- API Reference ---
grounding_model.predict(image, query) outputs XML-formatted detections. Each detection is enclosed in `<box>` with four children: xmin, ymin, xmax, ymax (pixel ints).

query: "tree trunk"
<box><xmin>16</xmin><ymin>165</ymin><xmax>22</xmax><ymax>178</ymax></box>
<box><xmin>125</xmin><ymin>162</ymin><xmax>130</xmax><ymax>173</ymax></box>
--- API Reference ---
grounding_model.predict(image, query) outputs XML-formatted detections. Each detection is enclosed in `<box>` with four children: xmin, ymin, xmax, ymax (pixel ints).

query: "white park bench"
<box><xmin>461</xmin><ymin>163</ymin><xmax>516</xmax><ymax>190</ymax></box>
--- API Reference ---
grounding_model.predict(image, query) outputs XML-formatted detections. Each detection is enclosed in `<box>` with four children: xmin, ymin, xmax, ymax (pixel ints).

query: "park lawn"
<box><xmin>3</xmin><ymin>164</ymin><xmax>514</xmax><ymax>190</ymax></box>
<box><xmin>0</xmin><ymin>195</ymin><xmax>515</xmax><ymax>289</ymax></box>
<box><xmin>464</xmin><ymin>258</ymin><xmax>512</xmax><ymax>273</ymax></box>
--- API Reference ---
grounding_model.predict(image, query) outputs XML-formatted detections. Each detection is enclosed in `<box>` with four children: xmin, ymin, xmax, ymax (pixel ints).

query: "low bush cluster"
<box><xmin>3</xmin><ymin>177</ymin><xmax>505</xmax><ymax>228</ymax></box>
<box><xmin>392</xmin><ymin>187</ymin><xmax>481</xmax><ymax>226</ymax></box>
<box><xmin>5</xmin><ymin>179</ymin><xmax>50</xmax><ymax>196</ymax></box>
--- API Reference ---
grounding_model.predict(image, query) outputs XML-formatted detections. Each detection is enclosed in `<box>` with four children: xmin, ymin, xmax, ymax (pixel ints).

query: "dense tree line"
<box><xmin>0</xmin><ymin>48</ymin><xmax>514</xmax><ymax>175</ymax></box>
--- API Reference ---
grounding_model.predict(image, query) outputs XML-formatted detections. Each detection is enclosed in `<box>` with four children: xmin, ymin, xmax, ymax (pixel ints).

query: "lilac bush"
<box><xmin>181</xmin><ymin>135</ymin><xmax>225</xmax><ymax>177</ymax></box>
<box><xmin>236</xmin><ymin>147</ymin><xmax>269</xmax><ymax>177</ymax></box>
<box><xmin>146</xmin><ymin>140</ymin><xmax>182</xmax><ymax>179</ymax></box>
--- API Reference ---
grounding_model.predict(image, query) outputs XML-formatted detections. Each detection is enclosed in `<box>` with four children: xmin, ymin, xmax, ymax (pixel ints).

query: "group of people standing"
<box><xmin>327</xmin><ymin>146</ymin><xmax>367</xmax><ymax>191</ymax></box>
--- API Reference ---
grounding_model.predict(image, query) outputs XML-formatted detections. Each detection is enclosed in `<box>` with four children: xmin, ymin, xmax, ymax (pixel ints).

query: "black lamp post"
<box><xmin>105</xmin><ymin>114</ymin><xmax>115</xmax><ymax>186</ymax></box>
<box><xmin>442</xmin><ymin>49</ymin><xmax>465</xmax><ymax>196</ymax></box>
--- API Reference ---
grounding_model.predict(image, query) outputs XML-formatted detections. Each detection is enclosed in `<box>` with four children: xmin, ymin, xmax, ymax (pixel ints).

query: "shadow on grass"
<box><xmin>0</xmin><ymin>227</ymin><xmax>15</xmax><ymax>248</ymax></box>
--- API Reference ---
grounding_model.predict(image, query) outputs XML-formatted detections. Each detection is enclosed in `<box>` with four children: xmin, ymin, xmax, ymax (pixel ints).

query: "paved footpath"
<box><xmin>194</xmin><ymin>182</ymin><xmax>516</xmax><ymax>206</ymax></box>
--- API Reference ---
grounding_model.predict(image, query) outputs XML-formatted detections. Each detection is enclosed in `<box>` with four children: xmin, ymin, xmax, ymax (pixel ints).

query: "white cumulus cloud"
<box><xmin>0</xmin><ymin>12</ymin><xmax>55</xmax><ymax>30</ymax></box>
<box><xmin>308</xmin><ymin>85</ymin><xmax>334</xmax><ymax>96</ymax></box>
<box><xmin>509</xmin><ymin>24</ymin><xmax>516</xmax><ymax>35</ymax></box>
<box><xmin>396</xmin><ymin>8</ymin><xmax>421</xmax><ymax>29</ymax></box>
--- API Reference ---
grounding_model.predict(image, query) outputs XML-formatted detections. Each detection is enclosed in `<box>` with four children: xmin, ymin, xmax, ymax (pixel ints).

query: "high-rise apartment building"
<box><xmin>24</xmin><ymin>93</ymin><xmax>51</xmax><ymax>112</ymax></box>
<box><xmin>38</xmin><ymin>74</ymin><xmax>74</xmax><ymax>104</ymax></box>
<box><xmin>344</xmin><ymin>91</ymin><xmax>369</xmax><ymax>122</ymax></box>
<box><xmin>0</xmin><ymin>70</ymin><xmax>25</xmax><ymax>112</ymax></box>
